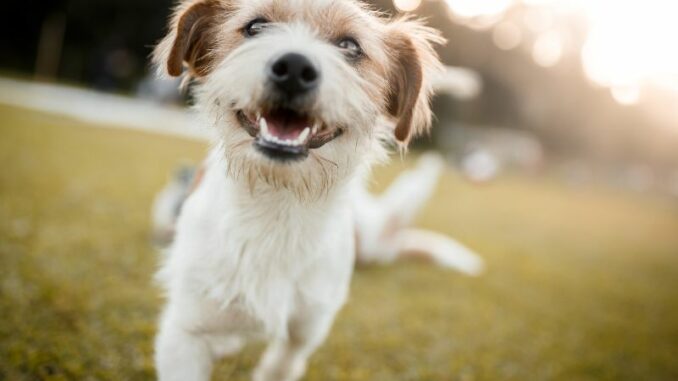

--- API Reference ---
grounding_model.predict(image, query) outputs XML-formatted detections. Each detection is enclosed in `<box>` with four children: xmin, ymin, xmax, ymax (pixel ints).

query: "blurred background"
<box><xmin>3</xmin><ymin>0</ymin><xmax>678</xmax><ymax>192</ymax></box>
<box><xmin>1</xmin><ymin>0</ymin><xmax>678</xmax><ymax>380</ymax></box>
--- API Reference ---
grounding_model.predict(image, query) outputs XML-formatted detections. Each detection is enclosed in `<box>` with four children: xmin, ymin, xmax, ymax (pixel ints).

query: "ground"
<box><xmin>1</xmin><ymin>103</ymin><xmax>677</xmax><ymax>381</ymax></box>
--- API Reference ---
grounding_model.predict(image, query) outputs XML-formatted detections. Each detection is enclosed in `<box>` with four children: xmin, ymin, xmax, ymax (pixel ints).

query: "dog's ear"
<box><xmin>385</xmin><ymin>19</ymin><xmax>445</xmax><ymax>145</ymax></box>
<box><xmin>154</xmin><ymin>0</ymin><xmax>227</xmax><ymax>78</ymax></box>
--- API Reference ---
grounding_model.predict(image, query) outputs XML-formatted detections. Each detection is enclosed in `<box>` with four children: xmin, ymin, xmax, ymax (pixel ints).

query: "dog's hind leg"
<box><xmin>354</xmin><ymin>152</ymin><xmax>484</xmax><ymax>275</ymax></box>
<box><xmin>354</xmin><ymin>152</ymin><xmax>445</xmax><ymax>264</ymax></box>
<box><xmin>379</xmin><ymin>152</ymin><xmax>448</xmax><ymax>227</ymax></box>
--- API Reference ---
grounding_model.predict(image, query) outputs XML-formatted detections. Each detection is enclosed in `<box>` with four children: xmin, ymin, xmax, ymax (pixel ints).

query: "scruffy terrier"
<box><xmin>152</xmin><ymin>1</ymin><xmax>481</xmax><ymax>380</ymax></box>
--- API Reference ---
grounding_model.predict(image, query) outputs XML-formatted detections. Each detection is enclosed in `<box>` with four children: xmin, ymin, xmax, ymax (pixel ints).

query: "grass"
<box><xmin>1</xmin><ymin>103</ymin><xmax>678</xmax><ymax>381</ymax></box>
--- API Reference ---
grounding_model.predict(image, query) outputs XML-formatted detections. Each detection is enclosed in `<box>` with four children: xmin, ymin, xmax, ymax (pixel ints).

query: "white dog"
<box><xmin>152</xmin><ymin>1</ymin><xmax>482</xmax><ymax>380</ymax></box>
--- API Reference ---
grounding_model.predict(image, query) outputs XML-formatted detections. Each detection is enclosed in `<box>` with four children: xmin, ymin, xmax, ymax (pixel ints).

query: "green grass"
<box><xmin>1</xmin><ymin>103</ymin><xmax>678</xmax><ymax>381</ymax></box>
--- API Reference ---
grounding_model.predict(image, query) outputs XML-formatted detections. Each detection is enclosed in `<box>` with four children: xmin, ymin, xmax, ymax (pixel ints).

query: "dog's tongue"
<box><xmin>264</xmin><ymin>109</ymin><xmax>310</xmax><ymax>140</ymax></box>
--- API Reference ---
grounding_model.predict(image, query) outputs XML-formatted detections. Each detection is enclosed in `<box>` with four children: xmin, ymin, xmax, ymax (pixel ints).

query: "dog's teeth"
<box><xmin>258</xmin><ymin>118</ymin><xmax>312</xmax><ymax>147</ymax></box>
<box><xmin>256</xmin><ymin>111</ymin><xmax>261</xmax><ymax>121</ymax></box>
<box><xmin>298</xmin><ymin>127</ymin><xmax>310</xmax><ymax>143</ymax></box>
<box><xmin>260</xmin><ymin>117</ymin><xmax>269</xmax><ymax>136</ymax></box>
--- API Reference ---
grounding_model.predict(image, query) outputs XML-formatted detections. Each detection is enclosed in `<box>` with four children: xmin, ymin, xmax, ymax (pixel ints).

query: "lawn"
<box><xmin>1</xmin><ymin>103</ymin><xmax>677</xmax><ymax>381</ymax></box>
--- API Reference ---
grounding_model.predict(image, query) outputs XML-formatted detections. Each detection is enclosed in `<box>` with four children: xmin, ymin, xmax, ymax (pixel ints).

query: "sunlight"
<box><xmin>394</xmin><ymin>0</ymin><xmax>422</xmax><ymax>12</ymax></box>
<box><xmin>611</xmin><ymin>85</ymin><xmax>642</xmax><ymax>106</ymax></box>
<box><xmin>437</xmin><ymin>0</ymin><xmax>678</xmax><ymax>104</ymax></box>
<box><xmin>532</xmin><ymin>31</ymin><xmax>563</xmax><ymax>67</ymax></box>
<box><xmin>493</xmin><ymin>21</ymin><xmax>522</xmax><ymax>50</ymax></box>
<box><xmin>445</xmin><ymin>0</ymin><xmax>514</xmax><ymax>19</ymax></box>
<box><xmin>581</xmin><ymin>0</ymin><xmax>678</xmax><ymax>94</ymax></box>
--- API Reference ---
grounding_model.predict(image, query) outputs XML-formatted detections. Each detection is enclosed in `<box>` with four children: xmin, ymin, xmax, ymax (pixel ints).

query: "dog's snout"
<box><xmin>268</xmin><ymin>53</ymin><xmax>320</xmax><ymax>97</ymax></box>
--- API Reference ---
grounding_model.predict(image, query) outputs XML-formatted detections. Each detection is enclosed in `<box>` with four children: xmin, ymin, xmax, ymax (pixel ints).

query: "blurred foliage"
<box><xmin>1</xmin><ymin>104</ymin><xmax>678</xmax><ymax>380</ymax></box>
<box><xmin>1</xmin><ymin>0</ymin><xmax>173</xmax><ymax>90</ymax></box>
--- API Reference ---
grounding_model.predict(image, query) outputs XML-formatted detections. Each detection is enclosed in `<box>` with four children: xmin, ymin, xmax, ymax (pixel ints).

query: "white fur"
<box><xmin>352</xmin><ymin>153</ymin><xmax>484</xmax><ymax>275</ymax></box>
<box><xmin>153</xmin><ymin>3</ymin><xmax>483</xmax><ymax>381</ymax></box>
<box><xmin>155</xmin><ymin>15</ymin><xmax>388</xmax><ymax>381</ymax></box>
<box><xmin>155</xmin><ymin>150</ymin><xmax>357</xmax><ymax>381</ymax></box>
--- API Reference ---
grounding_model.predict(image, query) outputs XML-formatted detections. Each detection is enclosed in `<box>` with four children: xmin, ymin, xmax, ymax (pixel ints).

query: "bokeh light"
<box><xmin>532</xmin><ymin>31</ymin><xmax>563</xmax><ymax>67</ymax></box>
<box><xmin>492</xmin><ymin>21</ymin><xmax>522</xmax><ymax>50</ymax></box>
<box><xmin>611</xmin><ymin>85</ymin><xmax>642</xmax><ymax>106</ymax></box>
<box><xmin>445</xmin><ymin>0</ymin><xmax>514</xmax><ymax>19</ymax></box>
<box><xmin>438</xmin><ymin>0</ymin><xmax>678</xmax><ymax>105</ymax></box>
<box><xmin>522</xmin><ymin>8</ymin><xmax>553</xmax><ymax>33</ymax></box>
<box><xmin>581</xmin><ymin>0</ymin><xmax>678</xmax><ymax>95</ymax></box>
<box><xmin>394</xmin><ymin>0</ymin><xmax>422</xmax><ymax>12</ymax></box>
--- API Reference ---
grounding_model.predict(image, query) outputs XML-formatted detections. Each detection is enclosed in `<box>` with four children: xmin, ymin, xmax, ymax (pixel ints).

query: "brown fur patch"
<box><xmin>169</xmin><ymin>1</ymin><xmax>221</xmax><ymax>77</ymax></box>
<box><xmin>385</xmin><ymin>19</ymin><xmax>445</xmax><ymax>144</ymax></box>
<box><xmin>387</xmin><ymin>33</ymin><xmax>423</xmax><ymax>143</ymax></box>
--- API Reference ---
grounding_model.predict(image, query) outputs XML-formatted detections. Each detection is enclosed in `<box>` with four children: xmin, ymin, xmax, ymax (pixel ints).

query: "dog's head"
<box><xmin>155</xmin><ymin>0</ymin><xmax>443</xmax><ymax>197</ymax></box>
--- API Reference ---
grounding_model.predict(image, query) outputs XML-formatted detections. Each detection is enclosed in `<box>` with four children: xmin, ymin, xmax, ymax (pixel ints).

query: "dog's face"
<box><xmin>156</xmin><ymin>0</ymin><xmax>443</xmax><ymax>197</ymax></box>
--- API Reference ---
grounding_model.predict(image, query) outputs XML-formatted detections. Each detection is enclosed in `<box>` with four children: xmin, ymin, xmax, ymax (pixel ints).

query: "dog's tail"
<box><xmin>354</xmin><ymin>153</ymin><xmax>484</xmax><ymax>276</ymax></box>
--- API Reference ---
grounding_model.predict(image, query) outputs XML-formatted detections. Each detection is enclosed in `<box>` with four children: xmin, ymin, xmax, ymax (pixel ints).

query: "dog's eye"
<box><xmin>337</xmin><ymin>37</ymin><xmax>363</xmax><ymax>60</ymax></box>
<box><xmin>244</xmin><ymin>18</ymin><xmax>269</xmax><ymax>37</ymax></box>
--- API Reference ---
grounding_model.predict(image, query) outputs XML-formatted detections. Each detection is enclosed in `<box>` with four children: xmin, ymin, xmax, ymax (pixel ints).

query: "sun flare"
<box><xmin>408</xmin><ymin>0</ymin><xmax>678</xmax><ymax>104</ymax></box>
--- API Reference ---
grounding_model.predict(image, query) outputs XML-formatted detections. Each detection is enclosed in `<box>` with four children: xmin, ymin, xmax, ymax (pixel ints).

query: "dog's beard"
<box><xmin>219</xmin><ymin>134</ymin><xmax>344</xmax><ymax>201</ymax></box>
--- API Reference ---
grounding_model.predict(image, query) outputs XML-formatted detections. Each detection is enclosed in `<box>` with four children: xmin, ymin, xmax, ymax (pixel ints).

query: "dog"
<box><xmin>152</xmin><ymin>1</ymin><xmax>482</xmax><ymax>380</ymax></box>
<box><xmin>153</xmin><ymin>153</ymin><xmax>484</xmax><ymax>273</ymax></box>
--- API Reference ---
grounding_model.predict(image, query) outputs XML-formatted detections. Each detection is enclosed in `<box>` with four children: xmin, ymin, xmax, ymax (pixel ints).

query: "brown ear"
<box><xmin>386</xmin><ymin>20</ymin><xmax>444</xmax><ymax>144</ymax></box>
<box><xmin>387</xmin><ymin>34</ymin><xmax>423</xmax><ymax>143</ymax></box>
<box><xmin>154</xmin><ymin>0</ymin><xmax>224</xmax><ymax>78</ymax></box>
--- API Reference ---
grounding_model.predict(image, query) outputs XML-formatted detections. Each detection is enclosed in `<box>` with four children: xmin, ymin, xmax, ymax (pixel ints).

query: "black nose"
<box><xmin>268</xmin><ymin>53</ymin><xmax>320</xmax><ymax>97</ymax></box>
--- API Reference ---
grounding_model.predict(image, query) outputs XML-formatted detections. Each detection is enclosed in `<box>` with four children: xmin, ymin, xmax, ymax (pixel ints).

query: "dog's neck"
<box><xmin>210</xmin><ymin>157</ymin><xmax>358</xmax><ymax>216</ymax></box>
<box><xmin>226</xmin><ymin>171</ymin><xmax>354</xmax><ymax>211</ymax></box>
<box><xmin>211</xmin><ymin>148</ymin><xmax>367</xmax><ymax>210</ymax></box>
<box><xmin>212</xmin><ymin>156</ymin><xmax>358</xmax><ymax>273</ymax></box>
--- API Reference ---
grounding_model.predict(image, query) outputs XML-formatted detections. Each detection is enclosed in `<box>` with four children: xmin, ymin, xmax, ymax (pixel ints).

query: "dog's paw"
<box><xmin>398</xmin><ymin>228</ymin><xmax>486</xmax><ymax>276</ymax></box>
<box><xmin>436</xmin><ymin>249</ymin><xmax>485</xmax><ymax>276</ymax></box>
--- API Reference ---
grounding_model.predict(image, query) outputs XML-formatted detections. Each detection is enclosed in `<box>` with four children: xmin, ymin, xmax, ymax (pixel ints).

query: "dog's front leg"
<box><xmin>253</xmin><ymin>310</ymin><xmax>335</xmax><ymax>381</ymax></box>
<box><xmin>155</xmin><ymin>309</ymin><xmax>214</xmax><ymax>381</ymax></box>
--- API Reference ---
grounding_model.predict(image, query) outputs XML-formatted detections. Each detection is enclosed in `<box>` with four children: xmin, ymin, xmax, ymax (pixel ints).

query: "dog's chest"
<box><xmin>203</xmin><ymin>215</ymin><xmax>315</xmax><ymax>333</ymax></box>
<box><xmin>167</xmin><ymin>163</ymin><xmax>355</xmax><ymax>335</ymax></box>
<box><xmin>180</xmin><ymin>179</ymin><xmax>353</xmax><ymax>337</ymax></box>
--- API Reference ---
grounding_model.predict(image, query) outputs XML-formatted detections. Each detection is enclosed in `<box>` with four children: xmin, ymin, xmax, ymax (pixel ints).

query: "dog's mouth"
<box><xmin>237</xmin><ymin>109</ymin><xmax>343</xmax><ymax>162</ymax></box>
